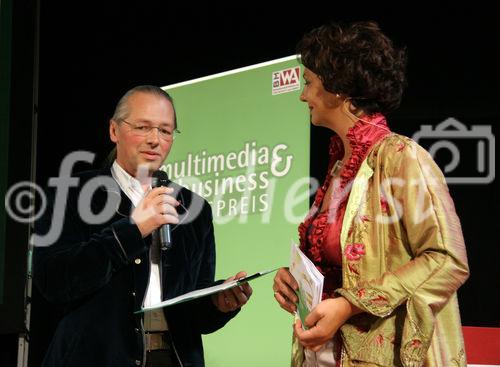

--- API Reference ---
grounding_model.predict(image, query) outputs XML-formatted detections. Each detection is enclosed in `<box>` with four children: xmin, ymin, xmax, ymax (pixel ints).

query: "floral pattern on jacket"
<box><xmin>292</xmin><ymin>133</ymin><xmax>469</xmax><ymax>367</ymax></box>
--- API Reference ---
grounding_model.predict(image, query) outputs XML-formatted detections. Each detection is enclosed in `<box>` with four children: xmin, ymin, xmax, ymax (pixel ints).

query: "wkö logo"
<box><xmin>272</xmin><ymin>66</ymin><xmax>301</xmax><ymax>95</ymax></box>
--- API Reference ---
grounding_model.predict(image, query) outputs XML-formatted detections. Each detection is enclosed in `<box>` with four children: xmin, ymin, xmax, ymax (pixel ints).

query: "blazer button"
<box><xmin>131</xmin><ymin>292</ymin><xmax>136</xmax><ymax>297</ymax></box>
<box><xmin>134</xmin><ymin>327</ymin><xmax>140</xmax><ymax>333</ymax></box>
<box><xmin>134</xmin><ymin>258</ymin><xmax>141</xmax><ymax>265</ymax></box>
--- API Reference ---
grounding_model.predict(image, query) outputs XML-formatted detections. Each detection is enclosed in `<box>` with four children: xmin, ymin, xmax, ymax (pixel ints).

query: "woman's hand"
<box><xmin>273</xmin><ymin>267</ymin><xmax>299</xmax><ymax>314</ymax></box>
<box><xmin>294</xmin><ymin>297</ymin><xmax>362</xmax><ymax>351</ymax></box>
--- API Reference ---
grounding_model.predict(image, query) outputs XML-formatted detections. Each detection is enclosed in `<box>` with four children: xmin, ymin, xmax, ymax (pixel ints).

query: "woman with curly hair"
<box><xmin>273</xmin><ymin>21</ymin><xmax>469</xmax><ymax>367</ymax></box>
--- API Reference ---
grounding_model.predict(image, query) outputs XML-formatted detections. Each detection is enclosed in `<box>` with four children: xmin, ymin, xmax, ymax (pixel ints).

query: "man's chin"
<box><xmin>136</xmin><ymin>161</ymin><xmax>162</xmax><ymax>176</ymax></box>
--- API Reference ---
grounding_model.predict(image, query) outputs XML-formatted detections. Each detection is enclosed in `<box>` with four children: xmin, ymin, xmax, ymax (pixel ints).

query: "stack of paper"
<box><xmin>289</xmin><ymin>242</ymin><xmax>324</xmax><ymax>329</ymax></box>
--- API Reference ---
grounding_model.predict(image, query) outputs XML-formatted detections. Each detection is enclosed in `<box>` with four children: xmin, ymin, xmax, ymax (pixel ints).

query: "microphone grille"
<box><xmin>152</xmin><ymin>170</ymin><xmax>170</xmax><ymax>187</ymax></box>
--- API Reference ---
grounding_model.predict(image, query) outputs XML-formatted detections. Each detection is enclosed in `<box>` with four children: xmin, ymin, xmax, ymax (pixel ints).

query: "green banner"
<box><xmin>164</xmin><ymin>56</ymin><xmax>310</xmax><ymax>366</ymax></box>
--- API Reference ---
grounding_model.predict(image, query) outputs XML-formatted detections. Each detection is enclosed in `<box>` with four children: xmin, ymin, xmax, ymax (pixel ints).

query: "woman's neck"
<box><xmin>326</xmin><ymin>100</ymin><xmax>365</xmax><ymax>162</ymax></box>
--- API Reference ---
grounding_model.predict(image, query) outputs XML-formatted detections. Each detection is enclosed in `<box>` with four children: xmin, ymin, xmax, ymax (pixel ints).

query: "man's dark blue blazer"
<box><xmin>33</xmin><ymin>168</ymin><xmax>238</xmax><ymax>367</ymax></box>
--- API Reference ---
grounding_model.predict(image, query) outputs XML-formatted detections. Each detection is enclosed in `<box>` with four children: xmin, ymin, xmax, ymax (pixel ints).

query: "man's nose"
<box><xmin>145</xmin><ymin>128</ymin><xmax>160</xmax><ymax>144</ymax></box>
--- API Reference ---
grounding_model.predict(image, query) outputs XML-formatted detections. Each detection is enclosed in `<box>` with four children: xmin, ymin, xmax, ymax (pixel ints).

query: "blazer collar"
<box><xmin>92</xmin><ymin>168</ymin><xmax>133</xmax><ymax>219</ymax></box>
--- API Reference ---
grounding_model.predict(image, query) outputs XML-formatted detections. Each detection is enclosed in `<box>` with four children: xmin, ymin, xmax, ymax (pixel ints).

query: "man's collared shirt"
<box><xmin>111</xmin><ymin>161</ymin><xmax>167</xmax><ymax>331</ymax></box>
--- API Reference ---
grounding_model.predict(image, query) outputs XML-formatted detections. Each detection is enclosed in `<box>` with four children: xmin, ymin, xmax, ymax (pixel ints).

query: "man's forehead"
<box><xmin>127</xmin><ymin>94</ymin><xmax>174</xmax><ymax>123</ymax></box>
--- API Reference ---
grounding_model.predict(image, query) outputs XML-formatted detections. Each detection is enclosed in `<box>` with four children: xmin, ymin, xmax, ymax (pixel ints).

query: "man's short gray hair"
<box><xmin>111</xmin><ymin>85</ymin><xmax>177</xmax><ymax>128</ymax></box>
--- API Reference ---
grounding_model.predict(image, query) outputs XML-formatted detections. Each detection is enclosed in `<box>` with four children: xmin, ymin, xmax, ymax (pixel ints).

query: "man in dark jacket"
<box><xmin>33</xmin><ymin>85</ymin><xmax>252</xmax><ymax>367</ymax></box>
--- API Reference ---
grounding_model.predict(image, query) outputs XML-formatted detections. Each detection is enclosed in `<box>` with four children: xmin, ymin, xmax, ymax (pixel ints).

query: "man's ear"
<box><xmin>109</xmin><ymin>119</ymin><xmax>118</xmax><ymax>143</ymax></box>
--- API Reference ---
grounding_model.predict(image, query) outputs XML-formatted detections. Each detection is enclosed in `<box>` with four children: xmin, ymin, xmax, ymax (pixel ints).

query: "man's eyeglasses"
<box><xmin>120</xmin><ymin>119</ymin><xmax>180</xmax><ymax>141</ymax></box>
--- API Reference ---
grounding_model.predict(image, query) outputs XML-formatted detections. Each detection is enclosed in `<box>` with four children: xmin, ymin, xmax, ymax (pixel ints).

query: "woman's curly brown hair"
<box><xmin>297</xmin><ymin>21</ymin><xmax>407</xmax><ymax>114</ymax></box>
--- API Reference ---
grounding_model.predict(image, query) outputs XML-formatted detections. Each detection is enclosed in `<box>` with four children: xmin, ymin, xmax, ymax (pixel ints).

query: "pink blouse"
<box><xmin>298</xmin><ymin>114</ymin><xmax>391</xmax><ymax>299</ymax></box>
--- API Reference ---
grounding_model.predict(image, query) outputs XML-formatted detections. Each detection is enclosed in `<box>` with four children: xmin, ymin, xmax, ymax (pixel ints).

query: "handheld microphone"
<box><xmin>151</xmin><ymin>170</ymin><xmax>172</xmax><ymax>250</ymax></box>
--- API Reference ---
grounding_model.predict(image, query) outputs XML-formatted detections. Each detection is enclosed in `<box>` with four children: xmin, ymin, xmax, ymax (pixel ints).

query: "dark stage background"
<box><xmin>1</xmin><ymin>1</ymin><xmax>498</xmax><ymax>366</ymax></box>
